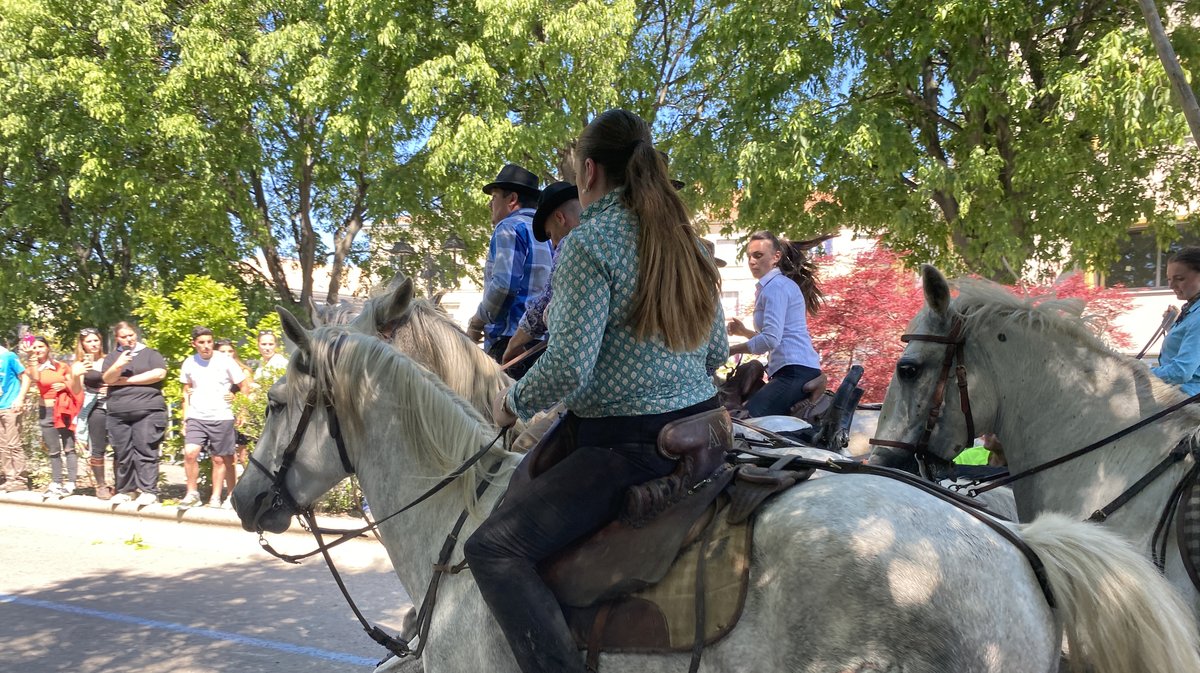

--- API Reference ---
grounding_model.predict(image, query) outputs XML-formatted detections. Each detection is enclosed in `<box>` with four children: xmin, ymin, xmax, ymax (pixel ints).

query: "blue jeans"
<box><xmin>745</xmin><ymin>364</ymin><xmax>822</xmax><ymax>417</ymax></box>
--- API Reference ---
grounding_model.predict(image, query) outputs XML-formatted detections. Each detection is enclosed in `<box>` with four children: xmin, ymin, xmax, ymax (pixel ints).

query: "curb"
<box><xmin>0</xmin><ymin>489</ymin><xmax>362</xmax><ymax>537</ymax></box>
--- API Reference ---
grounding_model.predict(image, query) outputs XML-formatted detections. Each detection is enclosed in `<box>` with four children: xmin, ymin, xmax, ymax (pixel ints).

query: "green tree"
<box><xmin>674</xmin><ymin>0</ymin><xmax>1200</xmax><ymax>279</ymax></box>
<box><xmin>0</xmin><ymin>0</ymin><xmax>253</xmax><ymax>338</ymax></box>
<box><xmin>135</xmin><ymin>274</ymin><xmax>250</xmax><ymax>407</ymax></box>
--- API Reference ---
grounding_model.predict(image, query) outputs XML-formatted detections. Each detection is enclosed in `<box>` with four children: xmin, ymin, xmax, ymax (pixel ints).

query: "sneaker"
<box><xmin>220</xmin><ymin>498</ymin><xmax>234</xmax><ymax>510</ymax></box>
<box><xmin>208</xmin><ymin>498</ymin><xmax>222</xmax><ymax>509</ymax></box>
<box><xmin>95</xmin><ymin>485</ymin><xmax>114</xmax><ymax>501</ymax></box>
<box><xmin>178</xmin><ymin>491</ymin><xmax>202</xmax><ymax>509</ymax></box>
<box><xmin>44</xmin><ymin>483</ymin><xmax>65</xmax><ymax>497</ymax></box>
<box><xmin>110</xmin><ymin>492</ymin><xmax>133</xmax><ymax>504</ymax></box>
<box><xmin>62</xmin><ymin>481</ymin><xmax>76</xmax><ymax>495</ymax></box>
<box><xmin>135</xmin><ymin>492</ymin><xmax>157</xmax><ymax>506</ymax></box>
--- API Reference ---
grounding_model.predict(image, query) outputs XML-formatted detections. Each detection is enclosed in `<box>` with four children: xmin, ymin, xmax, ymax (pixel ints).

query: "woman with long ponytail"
<box><xmin>464</xmin><ymin>109</ymin><xmax>728</xmax><ymax>673</ymax></box>
<box><xmin>727</xmin><ymin>230</ymin><xmax>824</xmax><ymax>416</ymax></box>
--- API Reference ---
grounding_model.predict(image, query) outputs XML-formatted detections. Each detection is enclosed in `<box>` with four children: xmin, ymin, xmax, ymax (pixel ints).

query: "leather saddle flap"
<box><xmin>541</xmin><ymin>464</ymin><xmax>736</xmax><ymax>608</ymax></box>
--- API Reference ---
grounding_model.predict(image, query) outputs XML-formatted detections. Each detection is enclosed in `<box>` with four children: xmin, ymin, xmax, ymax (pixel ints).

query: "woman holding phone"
<box><xmin>101</xmin><ymin>321</ymin><xmax>167</xmax><ymax>505</ymax></box>
<box><xmin>70</xmin><ymin>328</ymin><xmax>113</xmax><ymax>499</ymax></box>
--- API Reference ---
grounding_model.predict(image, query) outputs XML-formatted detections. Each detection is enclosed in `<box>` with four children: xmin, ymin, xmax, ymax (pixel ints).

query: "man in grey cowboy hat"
<box><xmin>501</xmin><ymin>182</ymin><xmax>582</xmax><ymax>373</ymax></box>
<box><xmin>467</xmin><ymin>164</ymin><xmax>553</xmax><ymax>369</ymax></box>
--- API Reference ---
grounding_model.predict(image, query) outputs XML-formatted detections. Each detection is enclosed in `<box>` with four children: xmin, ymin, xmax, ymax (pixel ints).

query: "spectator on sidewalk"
<box><xmin>71</xmin><ymin>328</ymin><xmax>113</xmax><ymax>496</ymax></box>
<box><xmin>216</xmin><ymin>339</ymin><xmax>256</xmax><ymax>468</ymax></box>
<box><xmin>70</xmin><ymin>328</ymin><xmax>113</xmax><ymax>499</ymax></box>
<box><xmin>466</xmin><ymin>164</ymin><xmax>552</xmax><ymax>368</ymax></box>
<box><xmin>102</xmin><ymin>321</ymin><xmax>168</xmax><ymax>506</ymax></box>
<box><xmin>28</xmin><ymin>336</ymin><xmax>83</xmax><ymax>496</ymax></box>
<box><xmin>0</xmin><ymin>341</ymin><xmax>31</xmax><ymax>491</ymax></box>
<box><xmin>254</xmin><ymin>329</ymin><xmax>288</xmax><ymax>380</ymax></box>
<box><xmin>179</xmin><ymin>327</ymin><xmax>247</xmax><ymax>509</ymax></box>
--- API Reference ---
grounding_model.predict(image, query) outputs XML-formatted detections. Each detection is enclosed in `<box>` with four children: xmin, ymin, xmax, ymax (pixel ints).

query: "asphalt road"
<box><xmin>0</xmin><ymin>503</ymin><xmax>411</xmax><ymax>673</ymax></box>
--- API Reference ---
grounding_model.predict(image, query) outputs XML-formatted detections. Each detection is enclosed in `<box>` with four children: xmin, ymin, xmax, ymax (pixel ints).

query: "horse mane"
<box><xmin>292</xmin><ymin>326</ymin><xmax>509</xmax><ymax>515</ymax></box>
<box><xmin>950</xmin><ymin>278</ymin><xmax>1200</xmax><ymax>420</ymax></box>
<box><xmin>352</xmin><ymin>285</ymin><xmax>512</xmax><ymax>416</ymax></box>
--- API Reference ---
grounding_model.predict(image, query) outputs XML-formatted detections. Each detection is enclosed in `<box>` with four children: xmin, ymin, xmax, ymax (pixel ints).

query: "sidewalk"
<box><xmin>0</xmin><ymin>461</ymin><xmax>360</xmax><ymax>535</ymax></box>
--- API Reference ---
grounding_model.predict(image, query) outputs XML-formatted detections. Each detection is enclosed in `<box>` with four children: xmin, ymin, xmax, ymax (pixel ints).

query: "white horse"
<box><xmin>872</xmin><ymin>265</ymin><xmax>1200</xmax><ymax>617</ymax></box>
<box><xmin>232</xmin><ymin>313</ymin><xmax>1200</xmax><ymax>673</ymax></box>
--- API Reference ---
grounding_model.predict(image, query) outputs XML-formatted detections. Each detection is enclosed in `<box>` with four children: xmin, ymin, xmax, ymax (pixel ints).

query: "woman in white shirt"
<box><xmin>727</xmin><ymin>231</ymin><xmax>823</xmax><ymax>416</ymax></box>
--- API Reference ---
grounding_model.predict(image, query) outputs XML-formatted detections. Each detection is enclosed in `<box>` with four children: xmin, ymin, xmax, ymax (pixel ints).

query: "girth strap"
<box><xmin>736</xmin><ymin>449</ymin><xmax>1053</xmax><ymax>607</ymax></box>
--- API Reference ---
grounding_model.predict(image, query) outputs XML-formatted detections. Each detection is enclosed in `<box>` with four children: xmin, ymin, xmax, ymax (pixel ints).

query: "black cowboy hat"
<box><xmin>482</xmin><ymin>164</ymin><xmax>541</xmax><ymax>196</ymax></box>
<box><xmin>532</xmin><ymin>182</ymin><xmax>579</xmax><ymax>242</ymax></box>
<box><xmin>701</xmin><ymin>238</ymin><xmax>727</xmax><ymax>268</ymax></box>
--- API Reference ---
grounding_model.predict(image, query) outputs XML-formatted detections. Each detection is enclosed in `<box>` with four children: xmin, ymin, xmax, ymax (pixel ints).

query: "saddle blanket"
<box><xmin>565</xmin><ymin>499</ymin><xmax>753</xmax><ymax>655</ymax></box>
<box><xmin>1178</xmin><ymin>468</ymin><xmax>1200</xmax><ymax>589</ymax></box>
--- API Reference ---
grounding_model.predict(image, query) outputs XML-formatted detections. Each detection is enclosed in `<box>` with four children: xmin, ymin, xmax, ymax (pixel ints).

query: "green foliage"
<box><xmin>135</xmin><ymin>275</ymin><xmax>250</xmax><ymax>408</ymax></box>
<box><xmin>4</xmin><ymin>0</ymin><xmax>1200</xmax><ymax>319</ymax></box>
<box><xmin>676</xmin><ymin>1</ymin><xmax>1200</xmax><ymax>279</ymax></box>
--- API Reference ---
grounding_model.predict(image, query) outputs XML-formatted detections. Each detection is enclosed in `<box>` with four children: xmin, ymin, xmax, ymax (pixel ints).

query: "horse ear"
<box><xmin>373</xmin><ymin>277</ymin><xmax>415</xmax><ymax>331</ymax></box>
<box><xmin>921</xmin><ymin>265</ymin><xmax>951</xmax><ymax>316</ymax></box>
<box><xmin>307</xmin><ymin>297</ymin><xmax>325</xmax><ymax>327</ymax></box>
<box><xmin>277</xmin><ymin>306</ymin><xmax>311</xmax><ymax>354</ymax></box>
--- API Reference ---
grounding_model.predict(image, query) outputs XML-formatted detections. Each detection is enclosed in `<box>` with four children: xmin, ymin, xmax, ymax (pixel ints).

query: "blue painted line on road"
<box><xmin>0</xmin><ymin>592</ymin><xmax>377</xmax><ymax>667</ymax></box>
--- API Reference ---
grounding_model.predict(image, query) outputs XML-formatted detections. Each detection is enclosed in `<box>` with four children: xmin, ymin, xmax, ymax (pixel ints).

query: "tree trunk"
<box><xmin>1137</xmin><ymin>0</ymin><xmax>1200</xmax><ymax>148</ymax></box>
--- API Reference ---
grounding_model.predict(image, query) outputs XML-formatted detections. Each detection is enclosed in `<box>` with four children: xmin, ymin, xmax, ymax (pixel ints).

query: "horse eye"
<box><xmin>896</xmin><ymin>362</ymin><xmax>920</xmax><ymax>381</ymax></box>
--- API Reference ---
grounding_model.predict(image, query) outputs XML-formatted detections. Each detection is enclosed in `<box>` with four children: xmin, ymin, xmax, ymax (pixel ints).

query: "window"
<box><xmin>1105</xmin><ymin>229</ymin><xmax>1200</xmax><ymax>287</ymax></box>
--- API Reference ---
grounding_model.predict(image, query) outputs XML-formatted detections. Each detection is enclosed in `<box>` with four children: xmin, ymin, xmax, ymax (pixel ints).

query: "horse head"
<box><xmin>870</xmin><ymin>265</ymin><xmax>1000</xmax><ymax>474</ymax></box>
<box><xmin>231</xmin><ymin>306</ymin><xmax>357</xmax><ymax>534</ymax></box>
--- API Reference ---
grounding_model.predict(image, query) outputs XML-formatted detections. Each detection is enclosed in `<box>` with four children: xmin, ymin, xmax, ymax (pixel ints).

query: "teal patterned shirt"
<box><xmin>508</xmin><ymin>190</ymin><xmax>728</xmax><ymax>420</ymax></box>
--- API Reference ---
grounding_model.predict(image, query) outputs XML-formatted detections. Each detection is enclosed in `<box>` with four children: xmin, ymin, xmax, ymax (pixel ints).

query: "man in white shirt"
<box><xmin>254</xmin><ymin>329</ymin><xmax>288</xmax><ymax>380</ymax></box>
<box><xmin>179</xmin><ymin>326</ymin><xmax>247</xmax><ymax>509</ymax></box>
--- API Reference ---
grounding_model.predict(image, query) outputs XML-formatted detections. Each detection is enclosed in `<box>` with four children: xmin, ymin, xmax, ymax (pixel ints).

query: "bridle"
<box><xmin>868</xmin><ymin>310</ymin><xmax>1200</xmax><ymax>570</ymax></box>
<box><xmin>243</xmin><ymin>331</ymin><xmax>509</xmax><ymax>663</ymax></box>
<box><xmin>246</xmin><ymin>338</ymin><xmax>354</xmax><ymax>535</ymax></box>
<box><xmin>869</xmin><ymin>313</ymin><xmax>975</xmax><ymax>478</ymax></box>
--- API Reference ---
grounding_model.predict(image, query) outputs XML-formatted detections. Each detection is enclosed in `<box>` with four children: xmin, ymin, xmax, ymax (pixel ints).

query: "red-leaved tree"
<box><xmin>808</xmin><ymin>247</ymin><xmax>1133</xmax><ymax>403</ymax></box>
<box><xmin>808</xmin><ymin>247</ymin><xmax>925</xmax><ymax>403</ymax></box>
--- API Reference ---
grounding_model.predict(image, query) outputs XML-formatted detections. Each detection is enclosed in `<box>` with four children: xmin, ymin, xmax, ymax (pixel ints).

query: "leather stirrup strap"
<box><xmin>689</xmin><ymin>511</ymin><xmax>719</xmax><ymax>673</ymax></box>
<box><xmin>585</xmin><ymin>603</ymin><xmax>613</xmax><ymax>672</ymax></box>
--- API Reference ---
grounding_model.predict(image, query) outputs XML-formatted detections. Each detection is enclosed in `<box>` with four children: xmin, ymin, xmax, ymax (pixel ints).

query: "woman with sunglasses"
<box><xmin>70</xmin><ymin>328</ymin><xmax>113</xmax><ymax>499</ymax></box>
<box><xmin>26</xmin><ymin>336</ymin><xmax>83</xmax><ymax>496</ymax></box>
<box><xmin>726</xmin><ymin>231</ymin><xmax>824</xmax><ymax>417</ymax></box>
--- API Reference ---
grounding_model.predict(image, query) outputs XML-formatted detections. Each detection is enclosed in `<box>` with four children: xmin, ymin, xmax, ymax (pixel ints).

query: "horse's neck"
<box><xmin>987</xmin><ymin>331</ymin><xmax>1191</xmax><ymax>538</ymax></box>
<box><xmin>354</xmin><ymin>441</ymin><xmax>518</xmax><ymax>601</ymax></box>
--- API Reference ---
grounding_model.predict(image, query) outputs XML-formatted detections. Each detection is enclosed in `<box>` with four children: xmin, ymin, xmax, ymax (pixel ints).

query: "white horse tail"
<box><xmin>1020</xmin><ymin>513</ymin><xmax>1200</xmax><ymax>673</ymax></box>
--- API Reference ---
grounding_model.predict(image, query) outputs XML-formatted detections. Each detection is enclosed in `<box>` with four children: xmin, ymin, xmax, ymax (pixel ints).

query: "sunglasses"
<box><xmin>258</xmin><ymin>330</ymin><xmax>275</xmax><ymax>337</ymax></box>
<box><xmin>79</xmin><ymin>328</ymin><xmax>100</xmax><ymax>337</ymax></box>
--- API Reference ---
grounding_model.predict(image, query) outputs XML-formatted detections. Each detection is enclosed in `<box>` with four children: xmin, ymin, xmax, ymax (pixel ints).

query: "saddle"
<box><xmin>506</xmin><ymin>407</ymin><xmax>809</xmax><ymax>666</ymax></box>
<box><xmin>522</xmin><ymin>408</ymin><xmax>735</xmax><ymax>607</ymax></box>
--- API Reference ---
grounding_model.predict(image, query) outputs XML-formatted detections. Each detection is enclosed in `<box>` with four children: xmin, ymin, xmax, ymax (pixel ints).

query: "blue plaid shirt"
<box><xmin>474</xmin><ymin>208</ymin><xmax>553</xmax><ymax>349</ymax></box>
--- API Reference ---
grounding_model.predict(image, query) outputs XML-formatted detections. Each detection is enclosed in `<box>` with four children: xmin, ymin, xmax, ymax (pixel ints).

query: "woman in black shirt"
<box><xmin>101</xmin><ymin>321</ymin><xmax>167</xmax><ymax>506</ymax></box>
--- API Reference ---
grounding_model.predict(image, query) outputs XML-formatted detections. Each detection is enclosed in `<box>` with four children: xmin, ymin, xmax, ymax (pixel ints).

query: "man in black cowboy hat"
<box><xmin>501</xmin><ymin>182</ymin><xmax>581</xmax><ymax>372</ymax></box>
<box><xmin>467</xmin><ymin>164</ymin><xmax>553</xmax><ymax>366</ymax></box>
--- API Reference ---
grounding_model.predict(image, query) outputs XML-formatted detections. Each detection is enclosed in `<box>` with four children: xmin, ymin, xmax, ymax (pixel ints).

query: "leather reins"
<box><xmin>246</xmin><ymin>334</ymin><xmax>510</xmax><ymax>663</ymax></box>
<box><xmin>868</xmin><ymin>313</ymin><xmax>975</xmax><ymax>478</ymax></box>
